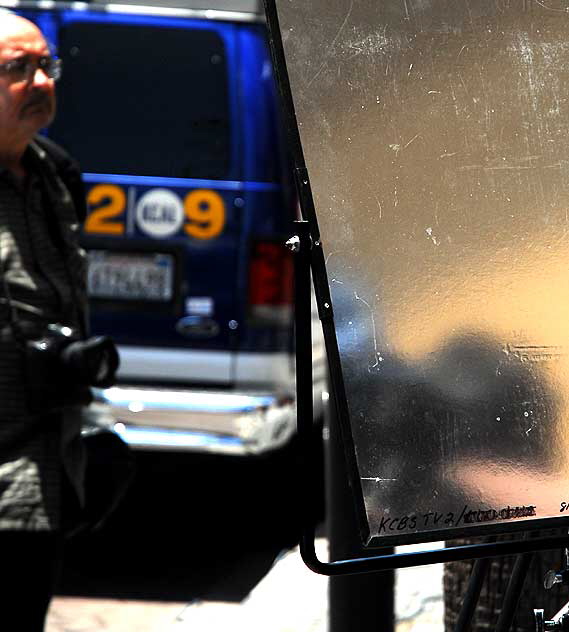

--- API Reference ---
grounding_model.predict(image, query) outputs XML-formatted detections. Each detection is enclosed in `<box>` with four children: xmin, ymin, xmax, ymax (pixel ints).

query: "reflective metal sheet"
<box><xmin>273</xmin><ymin>0</ymin><xmax>569</xmax><ymax>544</ymax></box>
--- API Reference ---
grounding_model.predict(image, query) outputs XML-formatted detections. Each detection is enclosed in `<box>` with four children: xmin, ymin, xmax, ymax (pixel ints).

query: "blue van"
<box><xmin>10</xmin><ymin>0</ymin><xmax>326</xmax><ymax>455</ymax></box>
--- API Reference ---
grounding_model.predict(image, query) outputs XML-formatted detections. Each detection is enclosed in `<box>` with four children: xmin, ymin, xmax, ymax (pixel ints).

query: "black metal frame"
<box><xmin>266</xmin><ymin>0</ymin><xmax>569</xmax><ymax>573</ymax></box>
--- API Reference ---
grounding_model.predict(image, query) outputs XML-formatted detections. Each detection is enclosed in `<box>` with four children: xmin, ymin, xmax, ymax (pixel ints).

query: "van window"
<box><xmin>50</xmin><ymin>21</ymin><xmax>231</xmax><ymax>180</ymax></box>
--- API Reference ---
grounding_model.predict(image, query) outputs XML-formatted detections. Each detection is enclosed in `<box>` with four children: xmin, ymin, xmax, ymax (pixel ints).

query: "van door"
<box><xmin>48</xmin><ymin>12</ymin><xmax>245</xmax><ymax>383</ymax></box>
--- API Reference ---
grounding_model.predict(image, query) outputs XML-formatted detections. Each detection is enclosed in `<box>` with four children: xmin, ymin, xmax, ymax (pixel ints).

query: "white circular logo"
<box><xmin>136</xmin><ymin>189</ymin><xmax>184</xmax><ymax>238</ymax></box>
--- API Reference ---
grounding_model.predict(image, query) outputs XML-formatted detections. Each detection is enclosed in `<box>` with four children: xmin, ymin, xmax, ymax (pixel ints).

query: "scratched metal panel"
<box><xmin>275</xmin><ymin>0</ymin><xmax>569</xmax><ymax>545</ymax></box>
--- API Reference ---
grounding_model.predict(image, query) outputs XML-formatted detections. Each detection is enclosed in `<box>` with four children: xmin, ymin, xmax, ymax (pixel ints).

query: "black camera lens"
<box><xmin>61</xmin><ymin>336</ymin><xmax>119</xmax><ymax>387</ymax></box>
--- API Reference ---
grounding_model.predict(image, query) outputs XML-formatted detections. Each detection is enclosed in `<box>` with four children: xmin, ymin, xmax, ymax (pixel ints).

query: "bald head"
<box><xmin>0</xmin><ymin>13</ymin><xmax>45</xmax><ymax>45</ymax></box>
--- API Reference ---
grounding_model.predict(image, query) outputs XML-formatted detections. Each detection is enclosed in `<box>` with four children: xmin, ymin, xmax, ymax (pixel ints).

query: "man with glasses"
<box><xmin>0</xmin><ymin>13</ymin><xmax>87</xmax><ymax>630</ymax></box>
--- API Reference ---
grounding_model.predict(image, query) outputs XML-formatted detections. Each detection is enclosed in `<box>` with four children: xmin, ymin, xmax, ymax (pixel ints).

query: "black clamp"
<box><xmin>544</xmin><ymin>570</ymin><xmax>569</xmax><ymax>590</ymax></box>
<box><xmin>534</xmin><ymin>609</ymin><xmax>569</xmax><ymax>632</ymax></box>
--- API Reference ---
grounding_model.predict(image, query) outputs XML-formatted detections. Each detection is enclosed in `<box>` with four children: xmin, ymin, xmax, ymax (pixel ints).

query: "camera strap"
<box><xmin>32</xmin><ymin>141</ymin><xmax>88</xmax><ymax>340</ymax></box>
<box><xmin>33</xmin><ymin>135</ymin><xmax>87</xmax><ymax>224</ymax></box>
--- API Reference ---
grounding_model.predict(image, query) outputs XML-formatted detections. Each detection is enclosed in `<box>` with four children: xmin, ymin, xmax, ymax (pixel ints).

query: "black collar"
<box><xmin>0</xmin><ymin>143</ymin><xmax>44</xmax><ymax>186</ymax></box>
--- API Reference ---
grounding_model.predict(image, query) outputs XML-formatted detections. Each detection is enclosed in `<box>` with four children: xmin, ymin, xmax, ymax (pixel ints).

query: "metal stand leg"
<box><xmin>328</xmin><ymin>392</ymin><xmax>394</xmax><ymax>632</ymax></box>
<box><xmin>495</xmin><ymin>550</ymin><xmax>534</xmax><ymax>632</ymax></box>
<box><xmin>452</xmin><ymin>534</ymin><xmax>533</xmax><ymax>632</ymax></box>
<box><xmin>291</xmin><ymin>219</ymin><xmax>395</xmax><ymax>631</ymax></box>
<box><xmin>453</xmin><ymin>554</ymin><xmax>494</xmax><ymax>632</ymax></box>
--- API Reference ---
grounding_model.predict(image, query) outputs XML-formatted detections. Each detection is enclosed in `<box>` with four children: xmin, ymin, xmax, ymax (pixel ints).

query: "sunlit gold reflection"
<box><xmin>277</xmin><ymin>0</ymin><xmax>569</xmax><ymax>540</ymax></box>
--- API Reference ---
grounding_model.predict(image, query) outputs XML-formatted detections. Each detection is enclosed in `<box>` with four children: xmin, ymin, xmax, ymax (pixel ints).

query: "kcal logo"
<box><xmin>136</xmin><ymin>189</ymin><xmax>185</xmax><ymax>238</ymax></box>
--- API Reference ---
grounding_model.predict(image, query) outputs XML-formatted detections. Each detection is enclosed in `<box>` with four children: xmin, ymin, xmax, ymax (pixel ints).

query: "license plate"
<box><xmin>87</xmin><ymin>251</ymin><xmax>174</xmax><ymax>301</ymax></box>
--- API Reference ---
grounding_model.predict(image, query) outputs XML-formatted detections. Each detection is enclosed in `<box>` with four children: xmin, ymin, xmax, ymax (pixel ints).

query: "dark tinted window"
<box><xmin>50</xmin><ymin>21</ymin><xmax>231</xmax><ymax>179</ymax></box>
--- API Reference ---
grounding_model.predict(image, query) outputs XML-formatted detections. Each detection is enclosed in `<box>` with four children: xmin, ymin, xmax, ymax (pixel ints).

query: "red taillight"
<box><xmin>248</xmin><ymin>241</ymin><xmax>293</xmax><ymax>324</ymax></box>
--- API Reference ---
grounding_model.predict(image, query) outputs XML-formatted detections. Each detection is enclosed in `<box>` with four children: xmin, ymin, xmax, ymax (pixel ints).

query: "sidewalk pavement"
<box><xmin>46</xmin><ymin>540</ymin><xmax>445</xmax><ymax>632</ymax></box>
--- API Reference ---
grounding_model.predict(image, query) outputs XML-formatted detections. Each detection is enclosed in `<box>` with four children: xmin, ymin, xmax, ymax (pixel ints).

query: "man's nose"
<box><xmin>31</xmin><ymin>66</ymin><xmax>51</xmax><ymax>87</ymax></box>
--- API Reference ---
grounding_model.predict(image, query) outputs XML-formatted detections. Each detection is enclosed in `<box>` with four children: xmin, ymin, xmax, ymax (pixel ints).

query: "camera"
<box><xmin>24</xmin><ymin>323</ymin><xmax>120</xmax><ymax>414</ymax></box>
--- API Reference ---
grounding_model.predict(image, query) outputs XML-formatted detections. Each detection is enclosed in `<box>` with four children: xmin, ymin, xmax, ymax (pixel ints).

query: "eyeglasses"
<box><xmin>0</xmin><ymin>55</ymin><xmax>62</xmax><ymax>83</ymax></box>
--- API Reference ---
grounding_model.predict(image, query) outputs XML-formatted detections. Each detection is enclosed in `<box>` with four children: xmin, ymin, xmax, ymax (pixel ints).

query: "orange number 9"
<box><xmin>184</xmin><ymin>189</ymin><xmax>225</xmax><ymax>239</ymax></box>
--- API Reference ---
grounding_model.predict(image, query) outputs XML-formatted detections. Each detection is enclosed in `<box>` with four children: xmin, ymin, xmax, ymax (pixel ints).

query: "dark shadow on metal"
<box><xmin>292</xmin><ymin>218</ymin><xmax>569</xmax><ymax>574</ymax></box>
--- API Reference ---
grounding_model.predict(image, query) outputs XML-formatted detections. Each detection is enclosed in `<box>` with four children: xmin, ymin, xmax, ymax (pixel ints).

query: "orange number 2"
<box><xmin>85</xmin><ymin>184</ymin><xmax>126</xmax><ymax>235</ymax></box>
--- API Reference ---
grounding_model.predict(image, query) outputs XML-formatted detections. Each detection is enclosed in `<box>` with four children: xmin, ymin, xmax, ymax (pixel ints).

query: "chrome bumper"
<box><xmin>88</xmin><ymin>385</ymin><xmax>297</xmax><ymax>455</ymax></box>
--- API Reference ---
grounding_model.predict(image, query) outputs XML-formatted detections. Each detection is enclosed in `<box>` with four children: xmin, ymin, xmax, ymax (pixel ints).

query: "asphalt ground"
<box><xmin>47</xmin><ymin>541</ymin><xmax>445</xmax><ymax>632</ymax></box>
<box><xmin>45</xmin><ymin>440</ymin><xmax>444</xmax><ymax>632</ymax></box>
<box><xmin>56</xmin><ymin>436</ymin><xmax>321</xmax><ymax>600</ymax></box>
